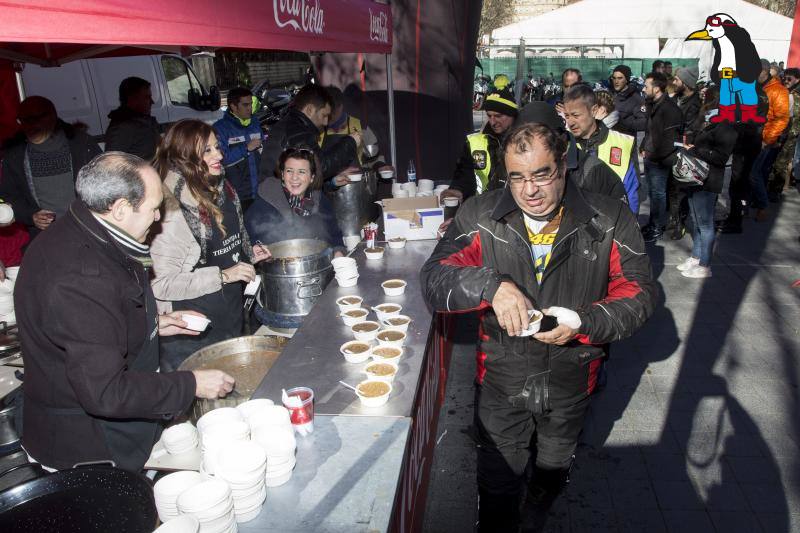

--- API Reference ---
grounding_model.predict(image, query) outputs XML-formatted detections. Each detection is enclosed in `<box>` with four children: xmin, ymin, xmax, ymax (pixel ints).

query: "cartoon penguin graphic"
<box><xmin>686</xmin><ymin>13</ymin><xmax>764</xmax><ymax>123</ymax></box>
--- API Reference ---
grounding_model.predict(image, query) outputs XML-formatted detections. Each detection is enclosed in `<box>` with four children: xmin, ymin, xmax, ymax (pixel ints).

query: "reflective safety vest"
<box><xmin>467</xmin><ymin>133</ymin><xmax>491</xmax><ymax>194</ymax></box>
<box><xmin>319</xmin><ymin>115</ymin><xmax>363</xmax><ymax>162</ymax></box>
<box><xmin>595</xmin><ymin>129</ymin><xmax>635</xmax><ymax>181</ymax></box>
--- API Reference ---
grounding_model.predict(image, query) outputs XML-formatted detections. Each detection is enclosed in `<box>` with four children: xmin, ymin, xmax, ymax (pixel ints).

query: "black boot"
<box><xmin>478</xmin><ymin>488</ymin><xmax>520</xmax><ymax>533</ymax></box>
<box><xmin>519</xmin><ymin>466</ymin><xmax>570</xmax><ymax>533</ymax></box>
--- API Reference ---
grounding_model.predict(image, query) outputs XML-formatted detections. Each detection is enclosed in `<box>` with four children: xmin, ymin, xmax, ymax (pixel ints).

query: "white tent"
<box><xmin>491</xmin><ymin>0</ymin><xmax>792</xmax><ymax>70</ymax></box>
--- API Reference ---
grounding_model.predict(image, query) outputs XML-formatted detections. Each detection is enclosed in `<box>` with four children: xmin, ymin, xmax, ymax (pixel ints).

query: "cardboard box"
<box><xmin>380</xmin><ymin>197</ymin><xmax>444</xmax><ymax>241</ymax></box>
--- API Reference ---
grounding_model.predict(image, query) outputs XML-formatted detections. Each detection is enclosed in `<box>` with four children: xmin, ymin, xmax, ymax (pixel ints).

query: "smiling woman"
<box><xmin>149</xmin><ymin>119</ymin><xmax>272</xmax><ymax>371</ymax></box>
<box><xmin>244</xmin><ymin>146</ymin><xmax>345</xmax><ymax>255</ymax></box>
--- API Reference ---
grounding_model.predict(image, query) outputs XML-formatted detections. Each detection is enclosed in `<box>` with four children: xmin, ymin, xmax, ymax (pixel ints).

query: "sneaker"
<box><xmin>681</xmin><ymin>265</ymin><xmax>712</xmax><ymax>278</ymax></box>
<box><xmin>676</xmin><ymin>257</ymin><xmax>700</xmax><ymax>271</ymax></box>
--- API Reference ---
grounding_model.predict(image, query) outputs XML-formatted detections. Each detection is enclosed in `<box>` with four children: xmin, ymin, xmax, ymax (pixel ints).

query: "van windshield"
<box><xmin>161</xmin><ymin>56</ymin><xmax>200</xmax><ymax>106</ymax></box>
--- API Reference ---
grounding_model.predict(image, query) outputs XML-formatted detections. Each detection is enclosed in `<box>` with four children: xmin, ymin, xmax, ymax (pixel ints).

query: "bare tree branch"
<box><xmin>478</xmin><ymin>0</ymin><xmax>516</xmax><ymax>41</ymax></box>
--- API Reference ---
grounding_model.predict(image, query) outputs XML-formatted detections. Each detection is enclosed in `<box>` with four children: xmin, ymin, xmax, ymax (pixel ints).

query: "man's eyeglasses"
<box><xmin>508</xmin><ymin>166</ymin><xmax>561</xmax><ymax>187</ymax></box>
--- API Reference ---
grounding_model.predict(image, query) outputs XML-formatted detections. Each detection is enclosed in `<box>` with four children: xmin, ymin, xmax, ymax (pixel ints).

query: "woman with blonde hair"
<box><xmin>151</xmin><ymin>119</ymin><xmax>270</xmax><ymax>371</ymax></box>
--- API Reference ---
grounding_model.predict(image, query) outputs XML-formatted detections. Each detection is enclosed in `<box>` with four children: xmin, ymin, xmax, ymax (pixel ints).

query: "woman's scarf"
<box><xmin>282</xmin><ymin>186</ymin><xmax>315</xmax><ymax>217</ymax></box>
<box><xmin>171</xmin><ymin>172</ymin><xmax>253</xmax><ymax>265</ymax></box>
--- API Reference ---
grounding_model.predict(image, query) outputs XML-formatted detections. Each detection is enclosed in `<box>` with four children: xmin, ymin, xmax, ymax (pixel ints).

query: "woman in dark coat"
<box><xmin>245</xmin><ymin>147</ymin><xmax>345</xmax><ymax>254</ymax></box>
<box><xmin>676</xmin><ymin>87</ymin><xmax>738</xmax><ymax>279</ymax></box>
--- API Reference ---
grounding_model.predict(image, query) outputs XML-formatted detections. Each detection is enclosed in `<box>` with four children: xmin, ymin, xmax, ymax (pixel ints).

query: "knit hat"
<box><xmin>513</xmin><ymin>101</ymin><xmax>565</xmax><ymax>132</ymax></box>
<box><xmin>482</xmin><ymin>87</ymin><xmax>518</xmax><ymax>117</ymax></box>
<box><xmin>612</xmin><ymin>65</ymin><xmax>632</xmax><ymax>82</ymax></box>
<box><xmin>675</xmin><ymin>66</ymin><xmax>699</xmax><ymax>90</ymax></box>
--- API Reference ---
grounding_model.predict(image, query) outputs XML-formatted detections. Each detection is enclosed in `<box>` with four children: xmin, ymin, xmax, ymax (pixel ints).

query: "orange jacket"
<box><xmin>762</xmin><ymin>77</ymin><xmax>790</xmax><ymax>145</ymax></box>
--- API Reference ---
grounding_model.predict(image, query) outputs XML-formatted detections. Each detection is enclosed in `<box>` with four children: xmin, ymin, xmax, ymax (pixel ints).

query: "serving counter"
<box><xmin>249</xmin><ymin>240</ymin><xmax>456</xmax><ymax>532</ymax></box>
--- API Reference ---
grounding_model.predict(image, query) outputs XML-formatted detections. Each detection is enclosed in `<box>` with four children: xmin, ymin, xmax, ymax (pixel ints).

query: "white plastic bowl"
<box><xmin>375</xmin><ymin>329</ymin><xmax>407</xmax><ymax>348</ymax></box>
<box><xmin>176</xmin><ymin>479</ymin><xmax>231</xmax><ymax>513</ymax></box>
<box><xmin>519</xmin><ymin>309</ymin><xmax>544</xmax><ymax>337</ymax></box>
<box><xmin>347</xmin><ymin>173</ymin><xmax>363</xmax><ymax>182</ymax></box>
<box><xmin>331</xmin><ymin>256</ymin><xmax>357</xmax><ymax>269</ymax></box>
<box><xmin>364</xmin><ymin>361</ymin><xmax>399</xmax><ymax>383</ymax></box>
<box><xmin>379</xmin><ymin>169</ymin><xmax>394</xmax><ymax>180</ymax></box>
<box><xmin>372</xmin><ymin>303</ymin><xmax>402</xmax><ymax>323</ymax></box>
<box><xmin>181</xmin><ymin>314</ymin><xmax>210</xmax><ymax>332</ymax></box>
<box><xmin>341</xmin><ymin>308</ymin><xmax>369</xmax><ymax>326</ymax></box>
<box><xmin>246</xmin><ymin>405</ymin><xmax>292</xmax><ymax>431</ymax></box>
<box><xmin>387</xmin><ymin>237</ymin><xmax>407</xmax><ymax>249</ymax></box>
<box><xmin>356</xmin><ymin>380</ymin><xmax>393</xmax><ymax>408</ymax></box>
<box><xmin>443</xmin><ymin>197</ymin><xmax>460</xmax><ymax>207</ymax></box>
<box><xmin>340</xmin><ymin>340</ymin><xmax>372</xmax><ymax>364</ymax></box>
<box><xmin>364</xmin><ymin>247</ymin><xmax>385</xmax><ymax>260</ymax></box>
<box><xmin>370</xmin><ymin>345</ymin><xmax>403</xmax><ymax>364</ymax></box>
<box><xmin>235</xmin><ymin>399</ymin><xmax>275</xmax><ymax>421</ymax></box>
<box><xmin>216</xmin><ymin>441</ymin><xmax>267</xmax><ymax>474</ymax></box>
<box><xmin>197</xmin><ymin>407</ymin><xmax>244</xmax><ymax>433</ymax></box>
<box><xmin>162</xmin><ymin>422</ymin><xmax>199</xmax><ymax>455</ymax></box>
<box><xmin>380</xmin><ymin>314</ymin><xmax>411</xmax><ymax>333</ymax></box>
<box><xmin>350</xmin><ymin>321</ymin><xmax>381</xmax><ymax>342</ymax></box>
<box><xmin>154</xmin><ymin>515</ymin><xmax>200</xmax><ymax>533</ymax></box>
<box><xmin>251</xmin><ymin>426</ymin><xmax>296</xmax><ymax>458</ymax></box>
<box><xmin>335</xmin><ymin>295</ymin><xmax>363</xmax><ymax>312</ymax></box>
<box><xmin>417</xmin><ymin>179</ymin><xmax>434</xmax><ymax>191</ymax></box>
<box><xmin>154</xmin><ymin>471</ymin><xmax>205</xmax><ymax>502</ymax></box>
<box><xmin>381</xmin><ymin>279</ymin><xmax>407</xmax><ymax>296</ymax></box>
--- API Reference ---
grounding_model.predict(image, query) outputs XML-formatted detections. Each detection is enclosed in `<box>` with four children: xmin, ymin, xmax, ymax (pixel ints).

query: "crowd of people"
<box><xmin>462</xmin><ymin>57</ymin><xmax>797</xmax><ymax>279</ymax></box>
<box><xmin>0</xmin><ymin>79</ymin><xmax>392</xmax><ymax>473</ymax></box>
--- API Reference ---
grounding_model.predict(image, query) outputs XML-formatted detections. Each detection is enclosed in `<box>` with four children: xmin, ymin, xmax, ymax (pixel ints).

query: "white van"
<box><xmin>19</xmin><ymin>54</ymin><xmax>222</xmax><ymax>140</ymax></box>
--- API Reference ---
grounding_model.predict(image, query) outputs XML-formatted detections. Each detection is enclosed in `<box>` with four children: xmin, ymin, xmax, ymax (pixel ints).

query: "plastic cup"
<box><xmin>282</xmin><ymin>387</ymin><xmax>314</xmax><ymax>436</ymax></box>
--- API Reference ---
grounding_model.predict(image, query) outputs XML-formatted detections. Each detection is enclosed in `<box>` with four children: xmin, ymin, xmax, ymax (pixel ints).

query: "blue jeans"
<box><xmin>644</xmin><ymin>159</ymin><xmax>669</xmax><ymax>229</ymax></box>
<box><xmin>686</xmin><ymin>189</ymin><xmax>717</xmax><ymax>266</ymax></box>
<box><xmin>749</xmin><ymin>146</ymin><xmax>779</xmax><ymax>209</ymax></box>
<box><xmin>719</xmin><ymin>77</ymin><xmax>758</xmax><ymax>106</ymax></box>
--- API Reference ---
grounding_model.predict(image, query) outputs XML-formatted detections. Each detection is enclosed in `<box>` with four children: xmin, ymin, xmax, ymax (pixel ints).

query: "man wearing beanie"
<box><xmin>667</xmin><ymin>66</ymin><xmax>701</xmax><ymax>240</ymax></box>
<box><xmin>609</xmin><ymin>65</ymin><xmax>647</xmax><ymax>137</ymax></box>
<box><xmin>443</xmin><ymin>87</ymin><xmax>518</xmax><ymax>200</ymax></box>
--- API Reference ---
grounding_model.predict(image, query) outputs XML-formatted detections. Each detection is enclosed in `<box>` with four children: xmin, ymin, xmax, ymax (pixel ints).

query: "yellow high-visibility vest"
<box><xmin>467</xmin><ymin>133</ymin><xmax>491</xmax><ymax>194</ymax></box>
<box><xmin>319</xmin><ymin>116</ymin><xmax>363</xmax><ymax>162</ymax></box>
<box><xmin>595</xmin><ymin>129</ymin><xmax>635</xmax><ymax>181</ymax></box>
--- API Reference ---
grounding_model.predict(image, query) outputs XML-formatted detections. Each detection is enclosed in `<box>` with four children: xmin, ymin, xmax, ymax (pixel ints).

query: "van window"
<box><xmin>161</xmin><ymin>56</ymin><xmax>200</xmax><ymax>106</ymax></box>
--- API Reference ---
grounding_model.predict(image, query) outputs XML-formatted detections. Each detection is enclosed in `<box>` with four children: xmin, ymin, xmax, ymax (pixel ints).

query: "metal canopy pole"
<box><xmin>386</xmin><ymin>54</ymin><xmax>396</xmax><ymax>167</ymax></box>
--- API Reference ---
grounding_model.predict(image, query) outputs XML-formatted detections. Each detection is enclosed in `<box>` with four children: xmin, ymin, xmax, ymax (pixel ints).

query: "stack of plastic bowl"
<box><xmin>331</xmin><ymin>256</ymin><xmax>359</xmax><ymax>287</ymax></box>
<box><xmin>154</xmin><ymin>515</ymin><xmax>200</xmax><ymax>533</ymax></box>
<box><xmin>162</xmin><ymin>422</ymin><xmax>199</xmax><ymax>455</ymax></box>
<box><xmin>215</xmin><ymin>441</ymin><xmax>268</xmax><ymax>523</ymax></box>
<box><xmin>153</xmin><ymin>471</ymin><xmax>205</xmax><ymax>523</ymax></box>
<box><xmin>197</xmin><ymin>407</ymin><xmax>250</xmax><ymax>475</ymax></box>
<box><xmin>251</xmin><ymin>424</ymin><xmax>298</xmax><ymax>488</ymax></box>
<box><xmin>246</xmin><ymin>404</ymin><xmax>293</xmax><ymax>433</ymax></box>
<box><xmin>434</xmin><ymin>184</ymin><xmax>449</xmax><ymax>200</ymax></box>
<box><xmin>416</xmin><ymin>179</ymin><xmax>435</xmax><ymax>197</ymax></box>
<box><xmin>176</xmin><ymin>479</ymin><xmax>237</xmax><ymax>533</ymax></box>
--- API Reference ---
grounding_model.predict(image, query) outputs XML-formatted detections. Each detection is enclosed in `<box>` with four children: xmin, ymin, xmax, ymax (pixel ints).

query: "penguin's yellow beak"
<box><xmin>686</xmin><ymin>29</ymin><xmax>711</xmax><ymax>41</ymax></box>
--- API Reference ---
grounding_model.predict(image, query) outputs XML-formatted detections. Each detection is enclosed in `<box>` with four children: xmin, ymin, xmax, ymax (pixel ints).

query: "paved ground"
<box><xmin>423</xmin><ymin>178</ymin><xmax>800</xmax><ymax>531</ymax></box>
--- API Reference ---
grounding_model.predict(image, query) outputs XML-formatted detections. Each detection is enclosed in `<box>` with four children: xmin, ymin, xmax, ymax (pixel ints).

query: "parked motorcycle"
<box><xmin>473</xmin><ymin>75</ymin><xmax>490</xmax><ymax>110</ymax></box>
<box><xmin>252</xmin><ymin>80</ymin><xmax>298</xmax><ymax>129</ymax></box>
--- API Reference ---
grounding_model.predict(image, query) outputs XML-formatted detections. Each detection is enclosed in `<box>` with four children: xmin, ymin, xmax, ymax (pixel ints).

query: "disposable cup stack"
<box><xmin>331</xmin><ymin>256</ymin><xmax>359</xmax><ymax>287</ymax></box>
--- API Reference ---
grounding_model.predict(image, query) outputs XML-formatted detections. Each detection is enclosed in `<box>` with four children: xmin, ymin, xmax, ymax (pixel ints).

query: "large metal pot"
<box><xmin>258</xmin><ymin>238</ymin><xmax>333</xmax><ymax>319</ymax></box>
<box><xmin>329</xmin><ymin>171</ymin><xmax>378</xmax><ymax>237</ymax></box>
<box><xmin>178</xmin><ymin>335</ymin><xmax>287</xmax><ymax>421</ymax></box>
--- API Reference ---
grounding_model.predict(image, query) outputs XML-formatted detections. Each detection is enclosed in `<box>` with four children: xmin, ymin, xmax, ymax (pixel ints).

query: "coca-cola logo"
<box><xmin>274</xmin><ymin>0</ymin><xmax>325</xmax><ymax>35</ymax></box>
<box><xmin>369</xmin><ymin>9</ymin><xmax>389</xmax><ymax>43</ymax></box>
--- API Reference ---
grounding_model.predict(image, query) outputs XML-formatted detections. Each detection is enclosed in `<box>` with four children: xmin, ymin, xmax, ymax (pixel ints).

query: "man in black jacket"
<box><xmin>15</xmin><ymin>152</ymin><xmax>234</xmax><ymax>471</ymax></box>
<box><xmin>0</xmin><ymin>96</ymin><xmax>101</xmax><ymax>241</ymax></box>
<box><xmin>421</xmin><ymin>123</ymin><xmax>657</xmax><ymax>532</ymax></box>
<box><xmin>668</xmin><ymin>66</ymin><xmax>702</xmax><ymax>239</ymax></box>
<box><xmin>443</xmin><ymin>87</ymin><xmax>518</xmax><ymax>201</ymax></box>
<box><xmin>610</xmin><ymin>65</ymin><xmax>647</xmax><ymax>137</ymax></box>
<box><xmin>641</xmin><ymin>71</ymin><xmax>683</xmax><ymax>242</ymax></box>
<box><xmin>259</xmin><ymin>84</ymin><xmax>360</xmax><ymax>184</ymax></box>
<box><xmin>105</xmin><ymin>77</ymin><xmax>161</xmax><ymax>161</ymax></box>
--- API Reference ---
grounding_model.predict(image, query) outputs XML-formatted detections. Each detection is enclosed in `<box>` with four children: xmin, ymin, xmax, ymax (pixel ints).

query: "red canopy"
<box><xmin>0</xmin><ymin>0</ymin><xmax>393</xmax><ymax>65</ymax></box>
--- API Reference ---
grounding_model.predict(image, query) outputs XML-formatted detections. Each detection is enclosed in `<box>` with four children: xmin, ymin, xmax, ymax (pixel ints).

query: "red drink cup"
<box><xmin>283</xmin><ymin>387</ymin><xmax>314</xmax><ymax>436</ymax></box>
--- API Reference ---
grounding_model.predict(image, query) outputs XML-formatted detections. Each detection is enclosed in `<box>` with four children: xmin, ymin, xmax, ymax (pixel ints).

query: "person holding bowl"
<box><xmin>150</xmin><ymin>120</ymin><xmax>271</xmax><ymax>371</ymax></box>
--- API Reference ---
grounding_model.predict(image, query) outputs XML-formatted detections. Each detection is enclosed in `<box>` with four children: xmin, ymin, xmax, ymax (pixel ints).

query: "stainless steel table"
<box><xmin>239</xmin><ymin>416</ymin><xmax>410</xmax><ymax>533</ymax></box>
<box><xmin>253</xmin><ymin>240</ymin><xmax>438</xmax><ymax>417</ymax></box>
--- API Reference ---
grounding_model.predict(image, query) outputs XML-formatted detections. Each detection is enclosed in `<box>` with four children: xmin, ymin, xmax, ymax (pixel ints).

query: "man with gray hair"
<box><xmin>15</xmin><ymin>152</ymin><xmax>235</xmax><ymax>472</ymax></box>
